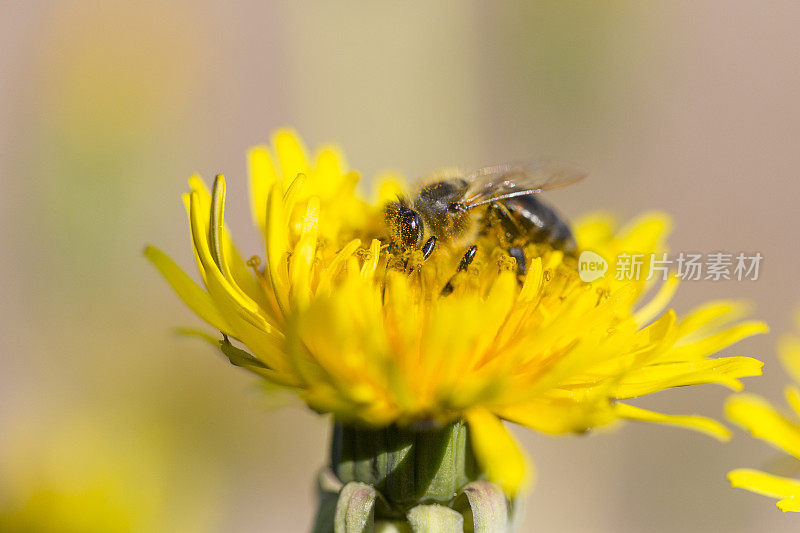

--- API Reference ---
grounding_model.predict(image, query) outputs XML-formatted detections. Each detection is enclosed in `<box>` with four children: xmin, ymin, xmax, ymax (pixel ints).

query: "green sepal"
<box><xmin>406</xmin><ymin>504</ymin><xmax>463</xmax><ymax>532</ymax></box>
<box><xmin>315</xmin><ymin>468</ymin><xmax>516</xmax><ymax>532</ymax></box>
<box><xmin>322</xmin><ymin>420</ymin><xmax>516</xmax><ymax>531</ymax></box>
<box><xmin>334</xmin><ymin>482</ymin><xmax>377</xmax><ymax>533</ymax></box>
<box><xmin>331</xmin><ymin>420</ymin><xmax>480</xmax><ymax>512</ymax></box>
<box><xmin>219</xmin><ymin>335</ymin><xmax>270</xmax><ymax>369</ymax></box>
<box><xmin>453</xmin><ymin>481</ymin><xmax>510</xmax><ymax>533</ymax></box>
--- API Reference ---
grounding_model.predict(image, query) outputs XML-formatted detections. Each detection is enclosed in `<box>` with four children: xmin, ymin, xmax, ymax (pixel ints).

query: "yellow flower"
<box><xmin>727</xmin><ymin>311</ymin><xmax>800</xmax><ymax>512</ymax></box>
<box><xmin>146</xmin><ymin>130</ymin><xmax>766</xmax><ymax>496</ymax></box>
<box><xmin>0</xmin><ymin>413</ymin><xmax>217</xmax><ymax>533</ymax></box>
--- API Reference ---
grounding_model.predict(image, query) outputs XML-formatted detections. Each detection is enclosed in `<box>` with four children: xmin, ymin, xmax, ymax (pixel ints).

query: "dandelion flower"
<box><xmin>146</xmin><ymin>130</ymin><xmax>766</xmax><ymax>527</ymax></box>
<box><xmin>727</xmin><ymin>311</ymin><xmax>800</xmax><ymax>512</ymax></box>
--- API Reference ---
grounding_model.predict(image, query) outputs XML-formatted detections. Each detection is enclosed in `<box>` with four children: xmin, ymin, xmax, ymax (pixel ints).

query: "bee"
<box><xmin>385</xmin><ymin>160</ymin><xmax>586</xmax><ymax>274</ymax></box>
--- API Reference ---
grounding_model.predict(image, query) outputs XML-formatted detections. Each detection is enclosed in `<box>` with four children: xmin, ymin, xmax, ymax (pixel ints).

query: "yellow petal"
<box><xmin>316</xmin><ymin>239</ymin><xmax>361</xmax><ymax>297</ymax></box>
<box><xmin>374</xmin><ymin>174</ymin><xmax>406</xmax><ymax>204</ymax></box>
<box><xmin>617</xmin><ymin>212</ymin><xmax>671</xmax><ymax>251</ymax></box>
<box><xmin>633</xmin><ymin>274</ymin><xmax>679</xmax><ymax>326</ymax></box>
<box><xmin>188</xmin><ymin>191</ymin><xmax>269</xmax><ymax>330</ymax></box>
<box><xmin>248</xmin><ymin>145</ymin><xmax>277</xmax><ymax>234</ymax></box>
<box><xmin>201</xmin><ymin>263</ymin><xmax>294</xmax><ymax>381</ymax></box>
<box><xmin>265</xmin><ymin>183</ymin><xmax>290</xmax><ymax>315</ymax></box>
<box><xmin>473</xmin><ymin>271</ymin><xmax>517</xmax><ymax>359</ymax></box>
<box><xmin>143</xmin><ymin>246</ymin><xmax>229</xmax><ymax>333</ymax></box>
<box><xmin>615</xmin><ymin>403</ymin><xmax>731</xmax><ymax>440</ymax></box>
<box><xmin>465</xmin><ymin>408</ymin><xmax>530</xmax><ymax>496</ymax></box>
<box><xmin>185</xmin><ymin>174</ymin><xmax>267</xmax><ymax>309</ymax></box>
<box><xmin>313</xmin><ymin>146</ymin><xmax>347</xmax><ymax>197</ymax></box>
<box><xmin>786</xmin><ymin>386</ymin><xmax>800</xmax><ymax>420</ymax></box>
<box><xmin>208</xmin><ymin>174</ymin><xmax>227</xmax><ymax>269</ymax></box>
<box><xmin>359</xmin><ymin>239</ymin><xmax>381</xmax><ymax>281</ymax></box>
<box><xmin>289</xmin><ymin>197</ymin><xmax>320</xmax><ymax>308</ymax></box>
<box><xmin>778</xmin><ymin>495</ymin><xmax>800</xmax><ymax>512</ymax></box>
<box><xmin>613</xmin><ymin>356</ymin><xmax>763</xmax><ymax>398</ymax></box>
<box><xmin>726</xmin><ymin>394</ymin><xmax>800</xmax><ymax>458</ymax></box>
<box><xmin>675</xmin><ymin>300</ymin><xmax>751</xmax><ymax>341</ymax></box>
<box><xmin>572</xmin><ymin>212</ymin><xmax>616</xmax><ymax>249</ymax></box>
<box><xmin>669</xmin><ymin>320</ymin><xmax>769</xmax><ymax>361</ymax></box>
<box><xmin>316</xmin><ymin>146</ymin><xmax>345</xmax><ymax>176</ymax></box>
<box><xmin>729</xmin><ymin>468</ymin><xmax>800</xmax><ymax>505</ymax></box>
<box><xmin>282</xmin><ymin>172</ymin><xmax>308</xmax><ymax>227</ymax></box>
<box><xmin>182</xmin><ymin>178</ymin><xmax>208</xmax><ymax>284</ymax></box>
<box><xmin>273</xmin><ymin>129</ymin><xmax>309</xmax><ymax>187</ymax></box>
<box><xmin>518</xmin><ymin>256</ymin><xmax>543</xmax><ymax>303</ymax></box>
<box><xmin>496</xmin><ymin>400</ymin><xmax>614</xmax><ymax>435</ymax></box>
<box><xmin>188</xmin><ymin>174</ymin><xmax>212</xmax><ymax>212</ymax></box>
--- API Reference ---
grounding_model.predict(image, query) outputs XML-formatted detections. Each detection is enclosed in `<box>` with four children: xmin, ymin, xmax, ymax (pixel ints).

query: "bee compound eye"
<box><xmin>400</xmin><ymin>209</ymin><xmax>424</xmax><ymax>248</ymax></box>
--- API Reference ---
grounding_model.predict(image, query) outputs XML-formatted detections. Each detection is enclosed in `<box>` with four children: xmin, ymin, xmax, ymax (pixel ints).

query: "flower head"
<box><xmin>727</xmin><ymin>310</ymin><xmax>800</xmax><ymax>512</ymax></box>
<box><xmin>147</xmin><ymin>130</ymin><xmax>766</xmax><ymax>495</ymax></box>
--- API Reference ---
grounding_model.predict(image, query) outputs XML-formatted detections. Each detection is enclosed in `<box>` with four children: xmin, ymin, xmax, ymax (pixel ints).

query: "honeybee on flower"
<box><xmin>146</xmin><ymin>130</ymin><xmax>766</xmax><ymax>525</ymax></box>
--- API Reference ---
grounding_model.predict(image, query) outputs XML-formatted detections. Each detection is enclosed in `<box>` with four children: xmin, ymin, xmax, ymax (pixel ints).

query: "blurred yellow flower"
<box><xmin>0</xmin><ymin>413</ymin><xmax>222</xmax><ymax>532</ymax></box>
<box><xmin>147</xmin><ymin>130</ymin><xmax>766</xmax><ymax>496</ymax></box>
<box><xmin>0</xmin><ymin>415</ymin><xmax>164</xmax><ymax>533</ymax></box>
<box><xmin>727</xmin><ymin>312</ymin><xmax>800</xmax><ymax>512</ymax></box>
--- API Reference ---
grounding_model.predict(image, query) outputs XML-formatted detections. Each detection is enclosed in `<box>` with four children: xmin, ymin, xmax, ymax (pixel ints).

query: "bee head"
<box><xmin>385</xmin><ymin>200</ymin><xmax>425</xmax><ymax>250</ymax></box>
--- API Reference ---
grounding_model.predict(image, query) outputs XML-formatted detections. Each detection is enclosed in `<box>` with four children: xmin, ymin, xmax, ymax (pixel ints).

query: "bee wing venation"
<box><xmin>460</xmin><ymin>160</ymin><xmax>586</xmax><ymax>210</ymax></box>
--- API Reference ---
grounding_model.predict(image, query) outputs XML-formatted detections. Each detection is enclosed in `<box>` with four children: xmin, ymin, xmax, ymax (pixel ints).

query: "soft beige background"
<box><xmin>2</xmin><ymin>1</ymin><xmax>799</xmax><ymax>531</ymax></box>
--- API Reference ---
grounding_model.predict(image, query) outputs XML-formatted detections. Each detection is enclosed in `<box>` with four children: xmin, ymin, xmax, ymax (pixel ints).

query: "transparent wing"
<box><xmin>459</xmin><ymin>160</ymin><xmax>587</xmax><ymax>210</ymax></box>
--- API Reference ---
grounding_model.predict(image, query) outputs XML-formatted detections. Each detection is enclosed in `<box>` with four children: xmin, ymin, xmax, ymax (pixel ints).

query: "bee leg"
<box><xmin>406</xmin><ymin>237</ymin><xmax>438</xmax><ymax>278</ymax></box>
<box><xmin>441</xmin><ymin>244</ymin><xmax>478</xmax><ymax>296</ymax></box>
<box><xmin>508</xmin><ymin>246</ymin><xmax>527</xmax><ymax>276</ymax></box>
<box><xmin>459</xmin><ymin>244</ymin><xmax>478</xmax><ymax>269</ymax></box>
<box><xmin>485</xmin><ymin>203</ymin><xmax>528</xmax><ymax>277</ymax></box>
<box><xmin>421</xmin><ymin>236</ymin><xmax>437</xmax><ymax>260</ymax></box>
<box><xmin>485</xmin><ymin>202</ymin><xmax>526</xmax><ymax>246</ymax></box>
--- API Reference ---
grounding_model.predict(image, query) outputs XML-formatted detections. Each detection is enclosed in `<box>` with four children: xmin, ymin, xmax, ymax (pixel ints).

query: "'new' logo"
<box><xmin>578</xmin><ymin>251</ymin><xmax>608</xmax><ymax>283</ymax></box>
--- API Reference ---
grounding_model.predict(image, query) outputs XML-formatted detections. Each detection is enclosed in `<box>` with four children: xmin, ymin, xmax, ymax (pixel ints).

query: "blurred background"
<box><xmin>2</xmin><ymin>1</ymin><xmax>799</xmax><ymax>531</ymax></box>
